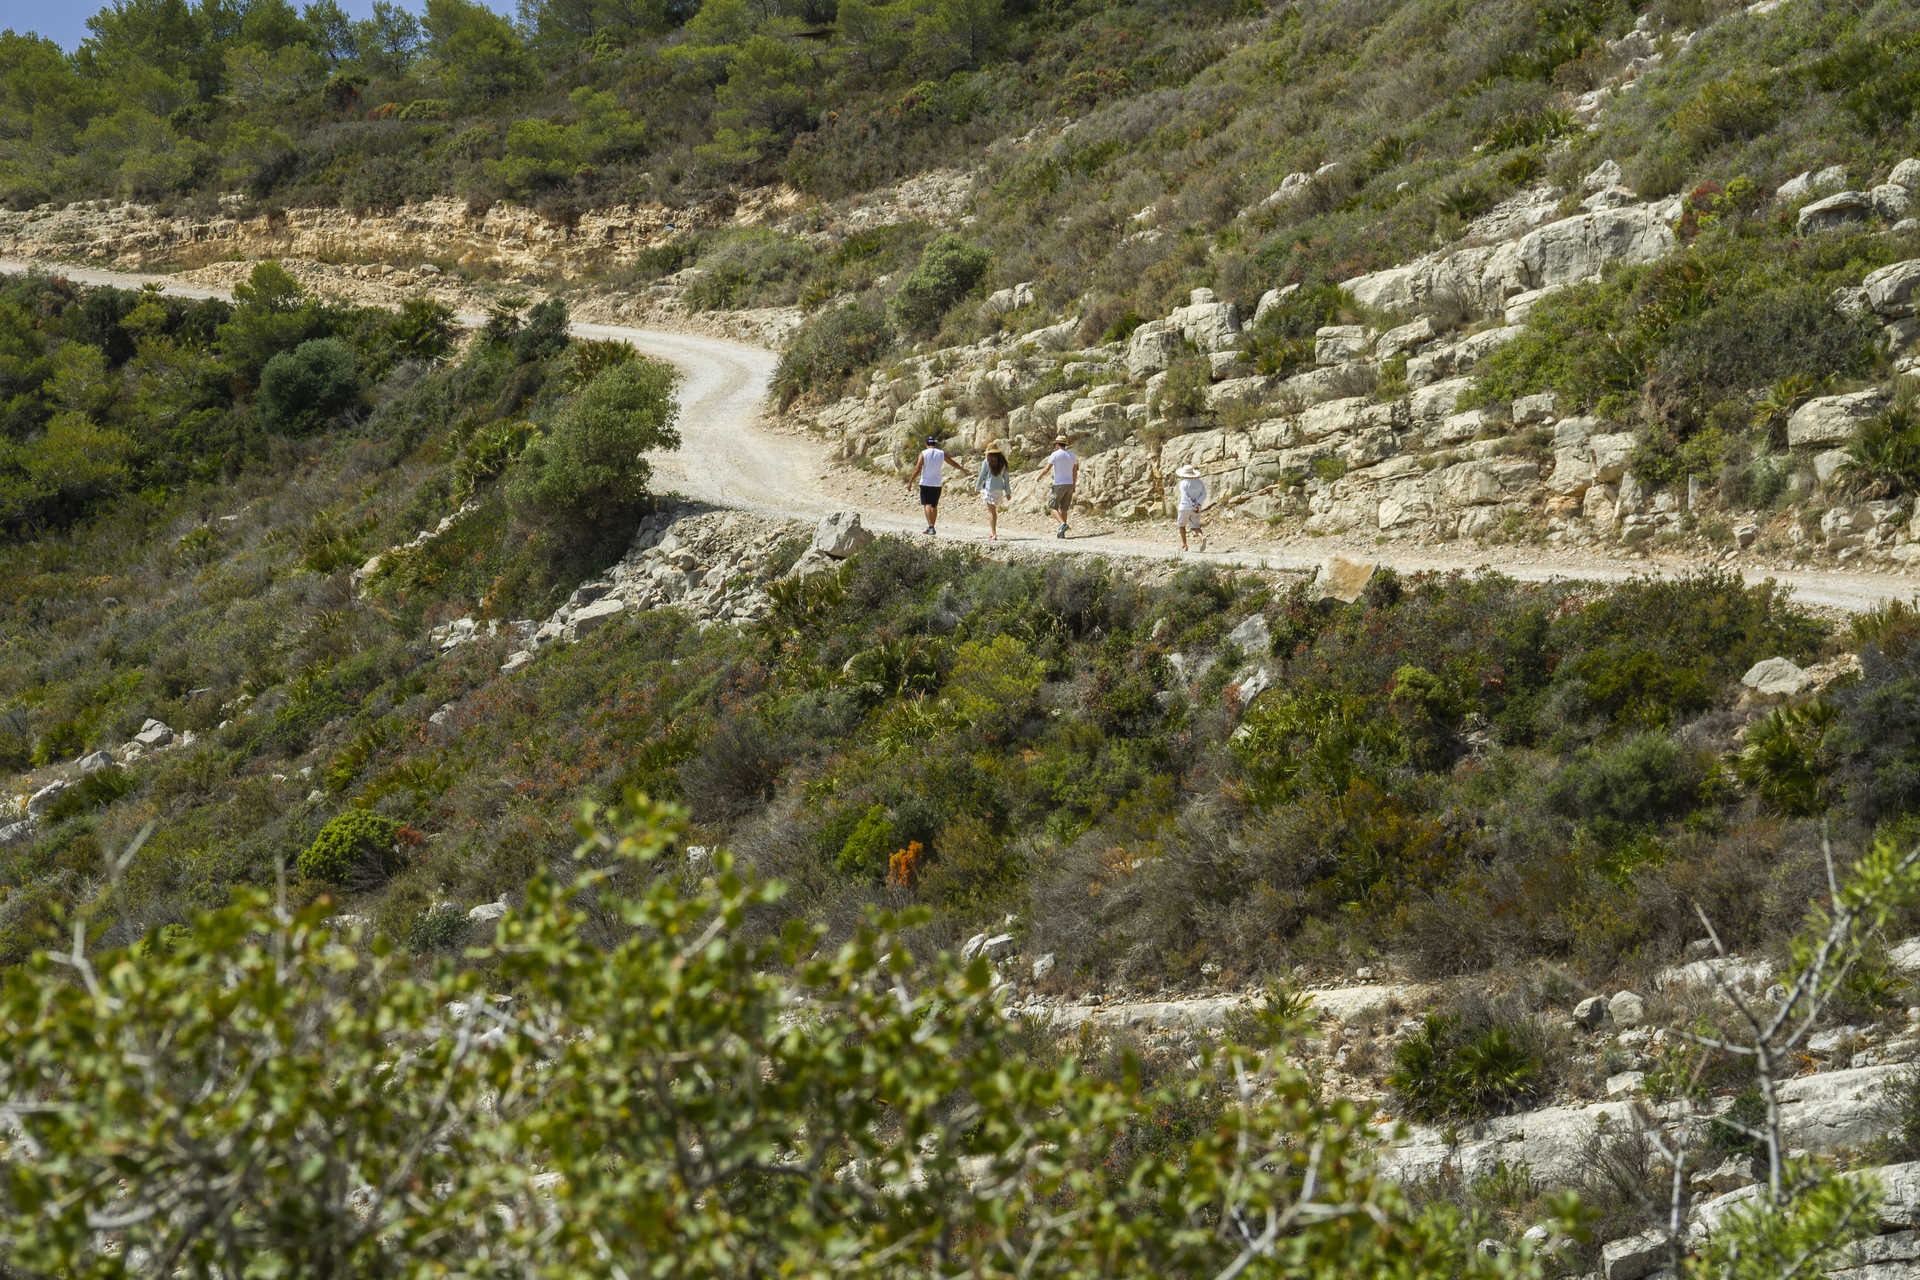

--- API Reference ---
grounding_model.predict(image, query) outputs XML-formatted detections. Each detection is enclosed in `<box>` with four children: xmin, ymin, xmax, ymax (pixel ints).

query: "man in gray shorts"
<box><xmin>1038</xmin><ymin>435</ymin><xmax>1079</xmax><ymax>538</ymax></box>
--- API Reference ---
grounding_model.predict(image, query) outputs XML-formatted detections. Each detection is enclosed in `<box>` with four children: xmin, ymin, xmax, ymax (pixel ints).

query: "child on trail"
<box><xmin>908</xmin><ymin>434</ymin><xmax>959</xmax><ymax>534</ymax></box>
<box><xmin>978</xmin><ymin>441</ymin><xmax>1012</xmax><ymax>541</ymax></box>
<box><xmin>1174</xmin><ymin>464</ymin><xmax>1208</xmax><ymax>552</ymax></box>
<box><xmin>1037</xmin><ymin>435</ymin><xmax>1078</xmax><ymax>539</ymax></box>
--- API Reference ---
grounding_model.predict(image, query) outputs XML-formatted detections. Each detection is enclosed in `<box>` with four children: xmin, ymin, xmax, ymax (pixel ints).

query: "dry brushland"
<box><xmin>10</xmin><ymin>0</ymin><xmax>1920</xmax><ymax>1274</ymax></box>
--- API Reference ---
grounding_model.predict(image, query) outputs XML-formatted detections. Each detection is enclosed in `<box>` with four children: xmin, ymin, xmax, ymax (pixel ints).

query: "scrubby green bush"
<box><xmin>772</xmin><ymin>303</ymin><xmax>894</xmax><ymax>406</ymax></box>
<box><xmin>1546</xmin><ymin>733</ymin><xmax>1709</xmax><ymax>835</ymax></box>
<box><xmin>258</xmin><ymin>338</ymin><xmax>363</xmax><ymax>434</ymax></box>
<box><xmin>888</xmin><ymin>234</ymin><xmax>990</xmax><ymax>337</ymax></box>
<box><xmin>387</xmin><ymin>297</ymin><xmax>456</xmax><ymax>363</ymax></box>
<box><xmin>1736</xmin><ymin>703</ymin><xmax>1834</xmax><ymax>817</ymax></box>
<box><xmin>299</xmin><ymin>810</ymin><xmax>402</xmax><ymax>886</ymax></box>
<box><xmin>40</xmin><ymin>766</ymin><xmax>136</xmax><ymax>824</ymax></box>
<box><xmin>1244</xmin><ymin>284</ymin><xmax>1352</xmax><ymax>378</ymax></box>
<box><xmin>1843</xmin><ymin>388</ymin><xmax>1920</xmax><ymax>498</ymax></box>
<box><xmin>404</xmin><ymin>903</ymin><xmax>470</xmax><ymax>954</ymax></box>
<box><xmin>1388</xmin><ymin>999</ymin><xmax>1552</xmax><ymax>1123</ymax></box>
<box><xmin>508</xmin><ymin>358</ymin><xmax>679</xmax><ymax>544</ymax></box>
<box><xmin>0</xmin><ymin>800</ymin><xmax>1565</xmax><ymax>1278</ymax></box>
<box><xmin>835</xmin><ymin>803</ymin><xmax>898</xmax><ymax>878</ymax></box>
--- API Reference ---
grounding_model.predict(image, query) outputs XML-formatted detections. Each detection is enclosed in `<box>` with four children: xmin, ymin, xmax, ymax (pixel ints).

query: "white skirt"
<box><xmin>982</xmin><ymin>491</ymin><xmax>1008</xmax><ymax>508</ymax></box>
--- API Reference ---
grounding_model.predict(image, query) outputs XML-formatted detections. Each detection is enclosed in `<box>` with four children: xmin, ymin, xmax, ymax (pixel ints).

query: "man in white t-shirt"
<box><xmin>1174</xmin><ymin>464</ymin><xmax>1208</xmax><ymax>552</ymax></box>
<box><xmin>908</xmin><ymin>434</ymin><xmax>959</xmax><ymax>535</ymax></box>
<box><xmin>1036</xmin><ymin>435</ymin><xmax>1078</xmax><ymax>539</ymax></box>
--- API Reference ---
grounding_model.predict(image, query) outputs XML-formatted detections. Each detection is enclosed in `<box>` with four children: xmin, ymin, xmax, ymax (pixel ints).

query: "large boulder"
<box><xmin>980</xmin><ymin>281</ymin><xmax>1034</xmax><ymax>316</ymax></box>
<box><xmin>1298</xmin><ymin>396</ymin><xmax>1382</xmax><ymax>441</ymax></box>
<box><xmin>1797</xmin><ymin>190</ymin><xmax>1875</xmax><ymax>236</ymax></box>
<box><xmin>1125</xmin><ymin>320</ymin><xmax>1183</xmax><ymax>379</ymax></box>
<box><xmin>1313</xmin><ymin>555</ymin><xmax>1376</xmax><ymax>604</ymax></box>
<box><xmin>1227</xmin><ymin>614</ymin><xmax>1272</xmax><ymax>655</ymax></box>
<box><xmin>1741</xmin><ymin>656</ymin><xmax>1813</xmax><ymax>700</ymax></box>
<box><xmin>1509</xmin><ymin>204</ymin><xmax>1677</xmax><ymax>295</ymax></box>
<box><xmin>1168</xmin><ymin>290</ymin><xmax>1242</xmax><ymax>353</ymax></box>
<box><xmin>1204</xmin><ymin>375</ymin><xmax>1273</xmax><ymax>412</ymax></box>
<box><xmin>1073</xmin><ymin>444</ymin><xmax>1154</xmax><ymax>514</ymax></box>
<box><xmin>1601</xmin><ymin>1229</ymin><xmax>1672</xmax><ymax>1280</ymax></box>
<box><xmin>1777</xmin><ymin>1063</ymin><xmax>1906</xmax><ymax>1152</ymax></box>
<box><xmin>1439</xmin><ymin>459</ymin><xmax>1539</xmax><ymax>506</ymax></box>
<box><xmin>562</xmin><ymin>598</ymin><xmax>626</xmax><ymax>642</ymax></box>
<box><xmin>26</xmin><ymin>780</ymin><xmax>70</xmax><ymax>819</ymax></box>
<box><xmin>1874</xmin><ymin>183</ymin><xmax>1915</xmax><ymax>221</ymax></box>
<box><xmin>812</xmin><ymin>511</ymin><xmax>874</xmax><ymax>559</ymax></box>
<box><xmin>1056</xmin><ymin>401</ymin><xmax>1127</xmax><ymax>434</ymax></box>
<box><xmin>1375</xmin><ymin>315</ymin><xmax>1435</xmax><ymax>360</ymax></box>
<box><xmin>134</xmin><ymin>718</ymin><xmax>174</xmax><ymax>749</ymax></box>
<box><xmin>1788</xmin><ymin>388</ymin><xmax>1890</xmax><ymax>447</ymax></box>
<box><xmin>1314</xmin><ymin>324</ymin><xmax>1371</xmax><ymax>364</ymax></box>
<box><xmin>1866</xmin><ymin>259</ymin><xmax>1920</xmax><ymax>317</ymax></box>
<box><xmin>1408</xmin><ymin>376</ymin><xmax>1475</xmax><ymax>425</ymax></box>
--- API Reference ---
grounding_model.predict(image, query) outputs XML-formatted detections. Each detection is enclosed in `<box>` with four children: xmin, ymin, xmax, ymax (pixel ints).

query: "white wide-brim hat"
<box><xmin>1175</xmin><ymin>465</ymin><xmax>1201</xmax><ymax>479</ymax></box>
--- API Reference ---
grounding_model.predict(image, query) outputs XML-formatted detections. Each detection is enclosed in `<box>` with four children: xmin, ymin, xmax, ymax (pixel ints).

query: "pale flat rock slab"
<box><xmin>1313</xmin><ymin>555</ymin><xmax>1376</xmax><ymax>604</ymax></box>
<box><xmin>1741</xmin><ymin>656</ymin><xmax>1813</xmax><ymax>699</ymax></box>
<box><xmin>562</xmin><ymin>598</ymin><xmax>626</xmax><ymax>642</ymax></box>
<box><xmin>812</xmin><ymin>510</ymin><xmax>874</xmax><ymax>559</ymax></box>
<box><xmin>1788</xmin><ymin>389</ymin><xmax>1889</xmax><ymax>447</ymax></box>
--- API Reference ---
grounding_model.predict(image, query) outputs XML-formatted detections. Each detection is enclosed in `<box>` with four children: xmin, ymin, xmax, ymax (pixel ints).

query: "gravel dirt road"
<box><xmin>8</xmin><ymin>255</ymin><xmax>1918</xmax><ymax>613</ymax></box>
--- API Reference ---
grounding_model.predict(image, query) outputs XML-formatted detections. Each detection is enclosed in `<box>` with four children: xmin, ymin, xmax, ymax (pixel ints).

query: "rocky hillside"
<box><xmin>799</xmin><ymin>155</ymin><xmax>1920</xmax><ymax>570</ymax></box>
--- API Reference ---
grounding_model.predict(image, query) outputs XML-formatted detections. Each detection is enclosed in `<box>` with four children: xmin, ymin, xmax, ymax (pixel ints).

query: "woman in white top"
<box><xmin>977</xmin><ymin>440</ymin><xmax>1013</xmax><ymax>542</ymax></box>
<box><xmin>1174</xmin><ymin>464</ymin><xmax>1207</xmax><ymax>552</ymax></box>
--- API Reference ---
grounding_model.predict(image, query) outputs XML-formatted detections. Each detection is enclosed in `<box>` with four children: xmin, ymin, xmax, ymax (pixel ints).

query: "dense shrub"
<box><xmin>404</xmin><ymin>903</ymin><xmax>470</xmax><ymax>954</ymax></box>
<box><xmin>299</xmin><ymin>810</ymin><xmax>402</xmax><ymax>886</ymax></box>
<box><xmin>258</xmin><ymin>338</ymin><xmax>363</xmax><ymax>434</ymax></box>
<box><xmin>1387</xmin><ymin>996</ymin><xmax>1554</xmax><ymax>1123</ymax></box>
<box><xmin>508</xmin><ymin>358</ymin><xmax>679</xmax><ymax>545</ymax></box>
<box><xmin>888</xmin><ymin>235</ymin><xmax>991</xmax><ymax>337</ymax></box>
<box><xmin>1545</xmin><ymin>733</ymin><xmax>1709</xmax><ymax>835</ymax></box>
<box><xmin>1828</xmin><ymin>647</ymin><xmax>1920</xmax><ymax>826</ymax></box>
<box><xmin>772</xmin><ymin>303</ymin><xmax>894</xmax><ymax>406</ymax></box>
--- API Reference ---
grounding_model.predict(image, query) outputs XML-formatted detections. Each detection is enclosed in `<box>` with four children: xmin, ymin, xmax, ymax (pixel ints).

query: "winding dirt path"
<box><xmin>7</xmin><ymin>256</ymin><xmax>1919</xmax><ymax>613</ymax></box>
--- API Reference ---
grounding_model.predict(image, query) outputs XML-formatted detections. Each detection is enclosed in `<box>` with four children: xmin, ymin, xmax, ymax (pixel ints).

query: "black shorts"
<box><xmin>919</xmin><ymin>485</ymin><xmax>942</xmax><ymax>508</ymax></box>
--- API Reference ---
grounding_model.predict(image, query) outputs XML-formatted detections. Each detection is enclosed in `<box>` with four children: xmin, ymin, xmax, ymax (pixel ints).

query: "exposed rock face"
<box><xmin>1342</xmin><ymin>199</ymin><xmax>1679</xmax><ymax>316</ymax></box>
<box><xmin>812</xmin><ymin>511</ymin><xmax>874</xmax><ymax>558</ymax></box>
<box><xmin>1314</xmin><ymin>555</ymin><xmax>1376</xmax><ymax>604</ymax></box>
<box><xmin>792</xmin><ymin>153</ymin><xmax>1920</xmax><ymax>564</ymax></box>
<box><xmin>1742</xmin><ymin>656</ymin><xmax>1813</xmax><ymax>699</ymax></box>
<box><xmin>1798</xmin><ymin>190</ymin><xmax>1875</xmax><ymax>235</ymax></box>
<box><xmin>1789</xmin><ymin>389</ymin><xmax>1891</xmax><ymax>447</ymax></box>
<box><xmin>1866</xmin><ymin>260</ymin><xmax>1920</xmax><ymax>317</ymax></box>
<box><xmin>502</xmin><ymin>508</ymin><xmax>809</xmax><ymax>672</ymax></box>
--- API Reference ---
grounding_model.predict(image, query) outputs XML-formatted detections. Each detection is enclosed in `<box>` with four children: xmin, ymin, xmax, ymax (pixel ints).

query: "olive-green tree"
<box><xmin>0</xmin><ymin>801</ymin><xmax>1566</xmax><ymax>1278</ymax></box>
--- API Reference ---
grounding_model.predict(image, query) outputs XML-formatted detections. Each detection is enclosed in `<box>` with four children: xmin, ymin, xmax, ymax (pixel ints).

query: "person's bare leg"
<box><xmin>987</xmin><ymin>503</ymin><xmax>999</xmax><ymax>539</ymax></box>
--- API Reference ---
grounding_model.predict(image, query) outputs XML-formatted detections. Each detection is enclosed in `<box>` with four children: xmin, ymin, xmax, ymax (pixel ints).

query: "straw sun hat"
<box><xmin>1175</xmin><ymin>464</ymin><xmax>1201</xmax><ymax>478</ymax></box>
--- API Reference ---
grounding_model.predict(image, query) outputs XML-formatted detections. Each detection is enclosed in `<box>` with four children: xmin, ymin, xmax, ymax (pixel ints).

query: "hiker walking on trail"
<box><xmin>978</xmin><ymin>441</ymin><xmax>1013</xmax><ymax>541</ymax></box>
<box><xmin>1038</xmin><ymin>435</ymin><xmax>1078</xmax><ymax>539</ymax></box>
<box><xmin>1174</xmin><ymin>464</ymin><xmax>1208</xmax><ymax>552</ymax></box>
<box><xmin>909</xmin><ymin>434</ymin><xmax>960</xmax><ymax>535</ymax></box>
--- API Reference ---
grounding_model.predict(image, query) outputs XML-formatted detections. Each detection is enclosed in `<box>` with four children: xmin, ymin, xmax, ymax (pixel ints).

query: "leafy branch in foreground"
<box><xmin>0</xmin><ymin>799</ymin><xmax>1563</xmax><ymax>1278</ymax></box>
<box><xmin>1622</xmin><ymin>828</ymin><xmax>1920</xmax><ymax>1278</ymax></box>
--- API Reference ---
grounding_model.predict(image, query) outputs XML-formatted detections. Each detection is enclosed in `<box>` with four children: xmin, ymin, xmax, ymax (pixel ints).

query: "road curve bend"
<box><xmin>4</xmin><ymin>256</ymin><xmax>1918</xmax><ymax>613</ymax></box>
